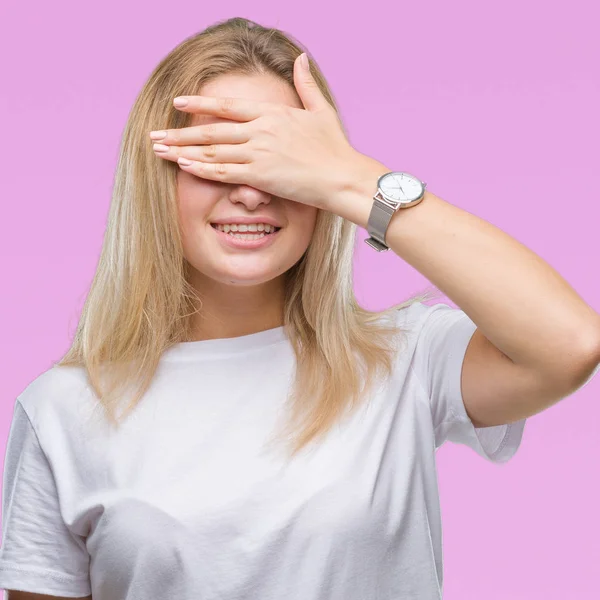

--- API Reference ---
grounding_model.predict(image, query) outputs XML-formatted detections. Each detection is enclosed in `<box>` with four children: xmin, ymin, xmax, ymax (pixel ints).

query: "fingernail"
<box><xmin>150</xmin><ymin>130</ymin><xmax>167</xmax><ymax>140</ymax></box>
<box><xmin>300</xmin><ymin>53</ymin><xmax>309</xmax><ymax>70</ymax></box>
<box><xmin>153</xmin><ymin>143</ymin><xmax>169</xmax><ymax>152</ymax></box>
<box><xmin>177</xmin><ymin>157</ymin><xmax>193</xmax><ymax>166</ymax></box>
<box><xmin>174</xmin><ymin>97</ymin><xmax>188</xmax><ymax>107</ymax></box>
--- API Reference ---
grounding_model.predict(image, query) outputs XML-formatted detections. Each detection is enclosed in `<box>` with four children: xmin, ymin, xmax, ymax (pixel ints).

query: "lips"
<box><xmin>210</xmin><ymin>223</ymin><xmax>281</xmax><ymax>232</ymax></box>
<box><xmin>211</xmin><ymin>222</ymin><xmax>282</xmax><ymax>249</ymax></box>
<box><xmin>209</xmin><ymin>218</ymin><xmax>283</xmax><ymax>228</ymax></box>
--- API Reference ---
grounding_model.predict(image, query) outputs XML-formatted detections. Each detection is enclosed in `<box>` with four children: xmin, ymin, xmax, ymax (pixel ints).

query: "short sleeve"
<box><xmin>0</xmin><ymin>399</ymin><xmax>91</xmax><ymax>596</ymax></box>
<box><xmin>408</xmin><ymin>302</ymin><xmax>526</xmax><ymax>464</ymax></box>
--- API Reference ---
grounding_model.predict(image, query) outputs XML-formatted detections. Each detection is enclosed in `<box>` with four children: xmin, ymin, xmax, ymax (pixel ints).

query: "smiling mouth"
<box><xmin>210</xmin><ymin>224</ymin><xmax>282</xmax><ymax>234</ymax></box>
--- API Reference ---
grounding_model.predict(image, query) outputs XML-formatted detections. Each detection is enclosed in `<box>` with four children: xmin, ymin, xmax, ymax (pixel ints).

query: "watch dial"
<box><xmin>380</xmin><ymin>172</ymin><xmax>423</xmax><ymax>202</ymax></box>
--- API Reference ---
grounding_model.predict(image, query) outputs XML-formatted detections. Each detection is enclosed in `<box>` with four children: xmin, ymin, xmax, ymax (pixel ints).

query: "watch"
<box><xmin>364</xmin><ymin>171</ymin><xmax>427</xmax><ymax>252</ymax></box>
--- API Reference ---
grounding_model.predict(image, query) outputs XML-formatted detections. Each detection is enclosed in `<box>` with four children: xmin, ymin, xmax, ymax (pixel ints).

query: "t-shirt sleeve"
<box><xmin>408</xmin><ymin>301</ymin><xmax>527</xmax><ymax>464</ymax></box>
<box><xmin>0</xmin><ymin>399</ymin><xmax>92</xmax><ymax>597</ymax></box>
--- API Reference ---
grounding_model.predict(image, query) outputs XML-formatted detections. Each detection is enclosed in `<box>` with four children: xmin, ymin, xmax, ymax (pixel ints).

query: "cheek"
<box><xmin>176</xmin><ymin>172</ymin><xmax>194</xmax><ymax>219</ymax></box>
<box><xmin>176</xmin><ymin>172</ymin><xmax>216</xmax><ymax>229</ymax></box>
<box><xmin>176</xmin><ymin>180</ymin><xmax>217</xmax><ymax>265</ymax></box>
<box><xmin>293</xmin><ymin>206</ymin><xmax>319</xmax><ymax>244</ymax></box>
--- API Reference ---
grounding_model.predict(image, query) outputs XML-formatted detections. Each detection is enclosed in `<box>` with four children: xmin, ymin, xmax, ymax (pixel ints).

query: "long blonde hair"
<box><xmin>58</xmin><ymin>17</ymin><xmax>441</xmax><ymax>458</ymax></box>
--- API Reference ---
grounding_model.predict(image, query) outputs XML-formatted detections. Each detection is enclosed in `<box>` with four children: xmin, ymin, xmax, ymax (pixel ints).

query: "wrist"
<box><xmin>331</xmin><ymin>153</ymin><xmax>390</xmax><ymax>228</ymax></box>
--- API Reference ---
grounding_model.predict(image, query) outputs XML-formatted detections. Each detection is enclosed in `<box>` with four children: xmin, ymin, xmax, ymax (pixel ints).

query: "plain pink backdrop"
<box><xmin>1</xmin><ymin>1</ymin><xmax>598</xmax><ymax>598</ymax></box>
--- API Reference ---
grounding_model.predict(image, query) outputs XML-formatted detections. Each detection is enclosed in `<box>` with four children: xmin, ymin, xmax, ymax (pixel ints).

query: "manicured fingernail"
<box><xmin>153</xmin><ymin>143</ymin><xmax>169</xmax><ymax>152</ymax></box>
<box><xmin>177</xmin><ymin>157</ymin><xmax>193</xmax><ymax>166</ymax></box>
<box><xmin>173</xmin><ymin>97</ymin><xmax>188</xmax><ymax>107</ymax></box>
<box><xmin>150</xmin><ymin>130</ymin><xmax>167</xmax><ymax>140</ymax></box>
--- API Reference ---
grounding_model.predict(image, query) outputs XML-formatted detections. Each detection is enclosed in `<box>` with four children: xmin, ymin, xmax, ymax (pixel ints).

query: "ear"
<box><xmin>293</xmin><ymin>53</ymin><xmax>330</xmax><ymax>112</ymax></box>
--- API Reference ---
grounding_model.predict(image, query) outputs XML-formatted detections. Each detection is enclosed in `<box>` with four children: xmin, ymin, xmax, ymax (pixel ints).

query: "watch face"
<box><xmin>379</xmin><ymin>172</ymin><xmax>423</xmax><ymax>203</ymax></box>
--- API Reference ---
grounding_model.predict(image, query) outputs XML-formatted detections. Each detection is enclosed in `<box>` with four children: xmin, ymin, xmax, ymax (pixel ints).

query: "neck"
<box><xmin>186</xmin><ymin>271</ymin><xmax>286</xmax><ymax>341</ymax></box>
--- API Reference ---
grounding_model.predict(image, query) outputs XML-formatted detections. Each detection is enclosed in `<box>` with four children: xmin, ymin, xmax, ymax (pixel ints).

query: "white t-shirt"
<box><xmin>0</xmin><ymin>302</ymin><xmax>530</xmax><ymax>600</ymax></box>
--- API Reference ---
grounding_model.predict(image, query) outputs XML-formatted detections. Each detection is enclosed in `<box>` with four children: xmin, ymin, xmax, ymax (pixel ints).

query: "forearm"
<box><xmin>336</xmin><ymin>158</ymin><xmax>600</xmax><ymax>374</ymax></box>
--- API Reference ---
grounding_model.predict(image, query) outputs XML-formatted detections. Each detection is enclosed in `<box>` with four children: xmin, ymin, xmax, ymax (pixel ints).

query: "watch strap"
<box><xmin>364</xmin><ymin>174</ymin><xmax>427</xmax><ymax>252</ymax></box>
<box><xmin>365</xmin><ymin>190</ymin><xmax>396</xmax><ymax>252</ymax></box>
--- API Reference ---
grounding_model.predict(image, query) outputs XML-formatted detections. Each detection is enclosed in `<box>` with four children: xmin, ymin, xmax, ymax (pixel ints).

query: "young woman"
<box><xmin>1</xmin><ymin>16</ymin><xmax>599</xmax><ymax>600</ymax></box>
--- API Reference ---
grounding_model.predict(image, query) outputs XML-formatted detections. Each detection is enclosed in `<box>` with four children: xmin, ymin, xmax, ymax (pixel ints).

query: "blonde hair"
<box><xmin>57</xmin><ymin>17</ymin><xmax>441</xmax><ymax>458</ymax></box>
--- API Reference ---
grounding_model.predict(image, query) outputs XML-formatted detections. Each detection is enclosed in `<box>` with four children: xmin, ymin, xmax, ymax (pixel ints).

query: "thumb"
<box><xmin>293</xmin><ymin>53</ymin><xmax>329</xmax><ymax>112</ymax></box>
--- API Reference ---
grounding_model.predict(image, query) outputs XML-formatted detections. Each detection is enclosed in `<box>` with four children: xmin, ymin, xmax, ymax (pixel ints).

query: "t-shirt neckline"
<box><xmin>160</xmin><ymin>325</ymin><xmax>288</xmax><ymax>361</ymax></box>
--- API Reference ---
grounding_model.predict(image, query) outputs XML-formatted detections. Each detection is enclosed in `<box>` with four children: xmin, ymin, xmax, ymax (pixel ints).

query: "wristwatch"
<box><xmin>364</xmin><ymin>171</ymin><xmax>427</xmax><ymax>252</ymax></box>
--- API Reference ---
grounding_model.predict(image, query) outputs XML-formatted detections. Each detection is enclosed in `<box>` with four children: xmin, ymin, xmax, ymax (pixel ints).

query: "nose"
<box><xmin>228</xmin><ymin>185</ymin><xmax>272</xmax><ymax>210</ymax></box>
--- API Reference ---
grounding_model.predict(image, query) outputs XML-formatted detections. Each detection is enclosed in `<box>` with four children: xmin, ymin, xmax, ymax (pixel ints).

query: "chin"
<box><xmin>209</xmin><ymin>268</ymin><xmax>284</xmax><ymax>287</ymax></box>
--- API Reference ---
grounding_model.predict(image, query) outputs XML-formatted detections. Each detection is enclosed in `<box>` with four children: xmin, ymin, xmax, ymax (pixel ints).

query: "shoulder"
<box><xmin>16</xmin><ymin>364</ymin><xmax>92</xmax><ymax>431</ymax></box>
<box><xmin>394</xmin><ymin>300</ymin><xmax>465</xmax><ymax>332</ymax></box>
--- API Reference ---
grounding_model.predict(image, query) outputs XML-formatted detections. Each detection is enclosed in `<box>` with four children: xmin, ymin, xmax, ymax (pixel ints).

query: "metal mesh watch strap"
<box><xmin>364</xmin><ymin>192</ymin><xmax>397</xmax><ymax>252</ymax></box>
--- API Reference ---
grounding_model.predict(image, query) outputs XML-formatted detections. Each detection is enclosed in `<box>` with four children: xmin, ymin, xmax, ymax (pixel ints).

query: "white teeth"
<box><xmin>230</xmin><ymin>233</ymin><xmax>265</xmax><ymax>240</ymax></box>
<box><xmin>215</xmin><ymin>223</ymin><xmax>277</xmax><ymax>233</ymax></box>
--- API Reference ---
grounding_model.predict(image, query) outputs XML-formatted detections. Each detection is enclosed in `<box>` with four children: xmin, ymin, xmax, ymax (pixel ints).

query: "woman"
<box><xmin>1</xmin><ymin>16</ymin><xmax>599</xmax><ymax>600</ymax></box>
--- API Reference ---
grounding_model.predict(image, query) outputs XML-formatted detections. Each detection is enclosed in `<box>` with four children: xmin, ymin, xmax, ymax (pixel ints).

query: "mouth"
<box><xmin>209</xmin><ymin>223</ymin><xmax>283</xmax><ymax>249</ymax></box>
<box><xmin>210</xmin><ymin>223</ymin><xmax>282</xmax><ymax>236</ymax></box>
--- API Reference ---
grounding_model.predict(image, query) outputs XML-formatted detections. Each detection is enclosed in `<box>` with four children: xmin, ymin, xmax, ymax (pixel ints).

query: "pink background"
<box><xmin>1</xmin><ymin>0</ymin><xmax>598</xmax><ymax>598</ymax></box>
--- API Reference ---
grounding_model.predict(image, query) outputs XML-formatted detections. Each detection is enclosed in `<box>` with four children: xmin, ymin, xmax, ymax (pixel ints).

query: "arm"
<box><xmin>7</xmin><ymin>594</ymin><xmax>92</xmax><ymax>600</ymax></box>
<box><xmin>335</xmin><ymin>157</ymin><xmax>600</xmax><ymax>427</ymax></box>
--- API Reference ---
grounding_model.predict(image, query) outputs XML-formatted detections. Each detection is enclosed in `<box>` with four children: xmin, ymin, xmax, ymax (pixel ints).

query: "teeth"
<box><xmin>230</xmin><ymin>233</ymin><xmax>265</xmax><ymax>240</ymax></box>
<box><xmin>215</xmin><ymin>223</ymin><xmax>277</xmax><ymax>233</ymax></box>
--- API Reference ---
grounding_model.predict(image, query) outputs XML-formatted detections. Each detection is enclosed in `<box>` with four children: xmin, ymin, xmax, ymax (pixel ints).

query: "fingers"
<box><xmin>153</xmin><ymin>140</ymin><xmax>254</xmax><ymax>186</ymax></box>
<box><xmin>176</xmin><ymin>158</ymin><xmax>252</xmax><ymax>185</ymax></box>
<box><xmin>150</xmin><ymin>120</ymin><xmax>250</xmax><ymax>146</ymax></box>
<box><xmin>171</xmin><ymin>95</ymin><xmax>264</xmax><ymax>122</ymax></box>
<box><xmin>152</xmin><ymin>141</ymin><xmax>251</xmax><ymax>165</ymax></box>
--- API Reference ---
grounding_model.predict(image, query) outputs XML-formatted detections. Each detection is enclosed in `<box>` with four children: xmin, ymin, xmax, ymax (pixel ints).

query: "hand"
<box><xmin>149</xmin><ymin>53</ymin><xmax>370</xmax><ymax>213</ymax></box>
